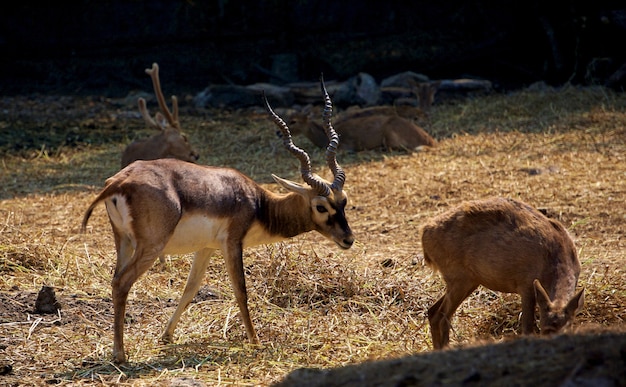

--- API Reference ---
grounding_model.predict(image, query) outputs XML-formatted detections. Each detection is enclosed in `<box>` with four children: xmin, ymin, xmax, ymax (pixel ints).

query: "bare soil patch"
<box><xmin>1</xmin><ymin>86</ymin><xmax>624</xmax><ymax>385</ymax></box>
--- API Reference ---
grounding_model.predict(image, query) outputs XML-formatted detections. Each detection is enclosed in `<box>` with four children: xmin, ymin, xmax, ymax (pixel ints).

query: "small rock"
<box><xmin>34</xmin><ymin>286</ymin><xmax>62</xmax><ymax>314</ymax></box>
<box><xmin>0</xmin><ymin>364</ymin><xmax>12</xmax><ymax>375</ymax></box>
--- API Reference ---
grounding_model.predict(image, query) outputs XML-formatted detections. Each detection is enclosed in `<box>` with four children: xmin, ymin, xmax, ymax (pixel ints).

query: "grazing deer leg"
<box><xmin>224</xmin><ymin>242</ymin><xmax>259</xmax><ymax>344</ymax></box>
<box><xmin>112</xmin><ymin>246</ymin><xmax>161</xmax><ymax>363</ymax></box>
<box><xmin>427</xmin><ymin>294</ymin><xmax>446</xmax><ymax>349</ymax></box>
<box><xmin>428</xmin><ymin>282</ymin><xmax>478</xmax><ymax>349</ymax></box>
<box><xmin>162</xmin><ymin>247</ymin><xmax>215</xmax><ymax>343</ymax></box>
<box><xmin>520</xmin><ymin>287</ymin><xmax>538</xmax><ymax>334</ymax></box>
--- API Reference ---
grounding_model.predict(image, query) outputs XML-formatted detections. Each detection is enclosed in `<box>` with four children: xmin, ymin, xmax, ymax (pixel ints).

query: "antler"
<box><xmin>137</xmin><ymin>97</ymin><xmax>163</xmax><ymax>129</ymax></box>
<box><xmin>263</xmin><ymin>92</ymin><xmax>331</xmax><ymax>197</ymax></box>
<box><xmin>145</xmin><ymin>63</ymin><xmax>180</xmax><ymax>130</ymax></box>
<box><xmin>320</xmin><ymin>75</ymin><xmax>346</xmax><ymax>192</ymax></box>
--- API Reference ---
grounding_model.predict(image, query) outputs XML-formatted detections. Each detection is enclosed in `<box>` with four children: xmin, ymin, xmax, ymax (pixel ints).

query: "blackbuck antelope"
<box><xmin>121</xmin><ymin>63</ymin><xmax>199</xmax><ymax>168</ymax></box>
<box><xmin>421</xmin><ymin>197</ymin><xmax>584</xmax><ymax>349</ymax></box>
<box><xmin>81</xmin><ymin>78</ymin><xmax>354</xmax><ymax>363</ymax></box>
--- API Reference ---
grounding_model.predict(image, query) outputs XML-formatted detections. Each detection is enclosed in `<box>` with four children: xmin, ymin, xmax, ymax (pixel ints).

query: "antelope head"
<box><xmin>264</xmin><ymin>77</ymin><xmax>353</xmax><ymax>249</ymax></box>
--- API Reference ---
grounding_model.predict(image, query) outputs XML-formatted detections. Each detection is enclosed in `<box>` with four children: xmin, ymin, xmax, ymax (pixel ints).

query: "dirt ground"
<box><xmin>0</xmin><ymin>85</ymin><xmax>625</xmax><ymax>386</ymax></box>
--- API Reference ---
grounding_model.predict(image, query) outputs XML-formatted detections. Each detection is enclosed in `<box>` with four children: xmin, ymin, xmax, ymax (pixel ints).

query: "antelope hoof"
<box><xmin>161</xmin><ymin>332</ymin><xmax>174</xmax><ymax>344</ymax></box>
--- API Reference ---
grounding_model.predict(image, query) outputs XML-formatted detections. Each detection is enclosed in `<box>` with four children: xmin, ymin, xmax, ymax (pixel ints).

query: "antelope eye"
<box><xmin>316</xmin><ymin>205</ymin><xmax>328</xmax><ymax>213</ymax></box>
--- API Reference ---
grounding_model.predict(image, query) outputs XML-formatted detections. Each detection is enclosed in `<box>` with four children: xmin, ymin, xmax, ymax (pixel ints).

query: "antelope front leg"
<box><xmin>224</xmin><ymin>243</ymin><xmax>259</xmax><ymax>344</ymax></box>
<box><xmin>162</xmin><ymin>248</ymin><xmax>215</xmax><ymax>343</ymax></box>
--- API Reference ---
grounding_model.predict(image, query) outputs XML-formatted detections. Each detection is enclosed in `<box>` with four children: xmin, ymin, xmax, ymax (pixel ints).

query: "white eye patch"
<box><xmin>311</xmin><ymin>197</ymin><xmax>336</xmax><ymax>216</ymax></box>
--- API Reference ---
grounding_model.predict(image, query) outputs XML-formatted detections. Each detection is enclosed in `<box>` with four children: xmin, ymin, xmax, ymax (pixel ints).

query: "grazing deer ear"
<box><xmin>565</xmin><ymin>288</ymin><xmax>585</xmax><ymax>317</ymax></box>
<box><xmin>534</xmin><ymin>279</ymin><xmax>552</xmax><ymax>308</ymax></box>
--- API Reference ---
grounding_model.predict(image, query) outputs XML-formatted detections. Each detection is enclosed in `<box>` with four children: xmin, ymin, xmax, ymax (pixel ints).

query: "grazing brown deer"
<box><xmin>421</xmin><ymin>197</ymin><xmax>584</xmax><ymax>349</ymax></box>
<box><xmin>81</xmin><ymin>78</ymin><xmax>354</xmax><ymax>363</ymax></box>
<box><xmin>288</xmin><ymin>82</ymin><xmax>438</xmax><ymax>151</ymax></box>
<box><xmin>121</xmin><ymin>63</ymin><xmax>199</xmax><ymax>168</ymax></box>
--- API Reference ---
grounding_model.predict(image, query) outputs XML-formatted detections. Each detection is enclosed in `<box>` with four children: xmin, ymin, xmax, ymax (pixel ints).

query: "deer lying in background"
<box><xmin>81</xmin><ymin>77</ymin><xmax>354</xmax><ymax>363</ymax></box>
<box><xmin>288</xmin><ymin>82</ymin><xmax>439</xmax><ymax>151</ymax></box>
<box><xmin>289</xmin><ymin>108</ymin><xmax>436</xmax><ymax>151</ymax></box>
<box><xmin>121</xmin><ymin>63</ymin><xmax>199</xmax><ymax>168</ymax></box>
<box><xmin>421</xmin><ymin>197</ymin><xmax>584</xmax><ymax>349</ymax></box>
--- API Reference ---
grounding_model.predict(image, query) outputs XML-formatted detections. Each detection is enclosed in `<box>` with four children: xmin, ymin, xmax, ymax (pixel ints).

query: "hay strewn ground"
<box><xmin>0</xmin><ymin>85</ymin><xmax>625</xmax><ymax>386</ymax></box>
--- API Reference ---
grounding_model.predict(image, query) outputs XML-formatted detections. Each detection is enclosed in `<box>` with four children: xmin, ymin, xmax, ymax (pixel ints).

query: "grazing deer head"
<box><xmin>81</xmin><ymin>76</ymin><xmax>354</xmax><ymax>363</ymax></box>
<box><xmin>288</xmin><ymin>107</ymin><xmax>436</xmax><ymax>151</ymax></box>
<box><xmin>120</xmin><ymin>63</ymin><xmax>199</xmax><ymax>168</ymax></box>
<box><xmin>421</xmin><ymin>197</ymin><xmax>584</xmax><ymax>349</ymax></box>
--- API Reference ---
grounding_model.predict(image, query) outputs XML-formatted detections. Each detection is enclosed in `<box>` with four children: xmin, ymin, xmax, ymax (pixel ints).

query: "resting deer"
<box><xmin>81</xmin><ymin>77</ymin><xmax>354</xmax><ymax>363</ymax></box>
<box><xmin>288</xmin><ymin>110</ymin><xmax>436</xmax><ymax>151</ymax></box>
<box><xmin>421</xmin><ymin>197</ymin><xmax>584</xmax><ymax>349</ymax></box>
<box><xmin>288</xmin><ymin>82</ymin><xmax>438</xmax><ymax>151</ymax></box>
<box><xmin>121</xmin><ymin>63</ymin><xmax>199</xmax><ymax>168</ymax></box>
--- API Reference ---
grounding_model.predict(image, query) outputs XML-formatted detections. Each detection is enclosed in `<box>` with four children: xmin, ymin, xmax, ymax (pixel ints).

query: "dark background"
<box><xmin>1</xmin><ymin>1</ymin><xmax>625</xmax><ymax>97</ymax></box>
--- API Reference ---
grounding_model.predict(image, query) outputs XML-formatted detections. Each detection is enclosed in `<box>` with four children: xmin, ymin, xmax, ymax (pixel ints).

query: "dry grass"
<box><xmin>0</xmin><ymin>85</ymin><xmax>624</xmax><ymax>386</ymax></box>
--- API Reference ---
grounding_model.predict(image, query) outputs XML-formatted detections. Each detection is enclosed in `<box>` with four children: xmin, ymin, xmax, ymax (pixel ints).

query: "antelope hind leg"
<box><xmin>112</xmin><ymin>247</ymin><xmax>161</xmax><ymax>363</ymax></box>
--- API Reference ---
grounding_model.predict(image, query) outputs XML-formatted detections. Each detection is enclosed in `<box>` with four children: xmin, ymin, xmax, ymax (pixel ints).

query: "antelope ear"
<box><xmin>271</xmin><ymin>174</ymin><xmax>311</xmax><ymax>197</ymax></box>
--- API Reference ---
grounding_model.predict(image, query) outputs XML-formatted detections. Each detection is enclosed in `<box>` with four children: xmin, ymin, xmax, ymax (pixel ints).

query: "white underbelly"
<box><xmin>163</xmin><ymin>216</ymin><xmax>286</xmax><ymax>255</ymax></box>
<box><xmin>163</xmin><ymin>215</ymin><xmax>227</xmax><ymax>255</ymax></box>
